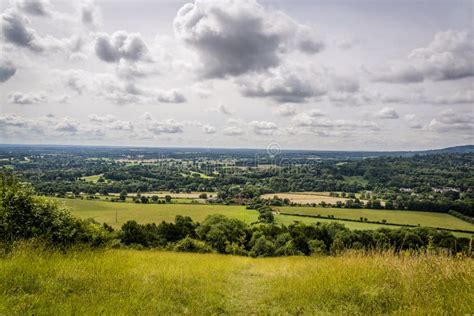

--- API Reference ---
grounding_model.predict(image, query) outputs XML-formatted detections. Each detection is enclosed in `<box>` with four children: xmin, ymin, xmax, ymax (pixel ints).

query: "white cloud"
<box><xmin>249</xmin><ymin>120</ymin><xmax>277</xmax><ymax>135</ymax></box>
<box><xmin>238</xmin><ymin>65</ymin><xmax>327</xmax><ymax>103</ymax></box>
<box><xmin>274</xmin><ymin>104</ymin><xmax>297</xmax><ymax>117</ymax></box>
<box><xmin>222</xmin><ymin>126</ymin><xmax>244</xmax><ymax>136</ymax></box>
<box><xmin>375</xmin><ymin>107</ymin><xmax>399</xmax><ymax>119</ymax></box>
<box><xmin>146</xmin><ymin>119</ymin><xmax>184</xmax><ymax>134</ymax></box>
<box><xmin>89</xmin><ymin>114</ymin><xmax>116</xmax><ymax>123</ymax></box>
<box><xmin>202</xmin><ymin>124</ymin><xmax>217</xmax><ymax>134</ymax></box>
<box><xmin>409</xmin><ymin>30</ymin><xmax>474</xmax><ymax>81</ymax></box>
<box><xmin>8</xmin><ymin>91</ymin><xmax>47</xmax><ymax>104</ymax></box>
<box><xmin>427</xmin><ymin>109</ymin><xmax>474</xmax><ymax>133</ymax></box>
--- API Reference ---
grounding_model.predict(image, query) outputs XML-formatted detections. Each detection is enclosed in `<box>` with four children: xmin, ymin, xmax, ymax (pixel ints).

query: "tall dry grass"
<box><xmin>0</xmin><ymin>245</ymin><xmax>472</xmax><ymax>315</ymax></box>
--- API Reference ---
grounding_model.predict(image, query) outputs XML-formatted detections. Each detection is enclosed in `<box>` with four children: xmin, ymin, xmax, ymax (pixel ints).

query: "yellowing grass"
<box><xmin>0</xmin><ymin>247</ymin><xmax>473</xmax><ymax>314</ymax></box>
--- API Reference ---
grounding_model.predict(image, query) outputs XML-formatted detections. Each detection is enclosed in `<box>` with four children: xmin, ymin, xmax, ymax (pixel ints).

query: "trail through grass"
<box><xmin>0</xmin><ymin>247</ymin><xmax>472</xmax><ymax>315</ymax></box>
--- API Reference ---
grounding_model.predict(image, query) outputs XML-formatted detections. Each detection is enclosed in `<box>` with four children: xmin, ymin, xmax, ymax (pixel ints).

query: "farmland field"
<box><xmin>1</xmin><ymin>247</ymin><xmax>472</xmax><ymax>315</ymax></box>
<box><xmin>278</xmin><ymin>206</ymin><xmax>474</xmax><ymax>232</ymax></box>
<box><xmin>54</xmin><ymin>198</ymin><xmax>473</xmax><ymax>236</ymax></box>
<box><xmin>261</xmin><ymin>192</ymin><xmax>369</xmax><ymax>205</ymax></box>
<box><xmin>79</xmin><ymin>174</ymin><xmax>103</xmax><ymax>183</ymax></box>
<box><xmin>54</xmin><ymin>198</ymin><xmax>259</xmax><ymax>228</ymax></box>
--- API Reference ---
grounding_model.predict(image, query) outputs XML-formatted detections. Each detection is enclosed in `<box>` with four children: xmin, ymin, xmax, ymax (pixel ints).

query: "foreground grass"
<box><xmin>0</xmin><ymin>248</ymin><xmax>472</xmax><ymax>315</ymax></box>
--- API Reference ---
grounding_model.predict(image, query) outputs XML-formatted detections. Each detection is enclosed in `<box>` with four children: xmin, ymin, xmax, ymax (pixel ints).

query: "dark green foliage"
<box><xmin>0</xmin><ymin>174</ymin><xmax>111</xmax><ymax>247</ymax></box>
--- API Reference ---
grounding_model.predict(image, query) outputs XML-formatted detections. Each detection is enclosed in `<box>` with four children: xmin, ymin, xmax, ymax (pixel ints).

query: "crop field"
<box><xmin>1</xmin><ymin>247</ymin><xmax>472</xmax><ymax>315</ymax></box>
<box><xmin>261</xmin><ymin>192</ymin><xmax>368</xmax><ymax>205</ymax></box>
<box><xmin>278</xmin><ymin>206</ymin><xmax>474</xmax><ymax>232</ymax></box>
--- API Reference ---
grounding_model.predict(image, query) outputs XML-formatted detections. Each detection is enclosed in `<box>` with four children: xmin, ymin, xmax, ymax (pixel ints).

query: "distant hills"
<box><xmin>0</xmin><ymin>144</ymin><xmax>472</xmax><ymax>159</ymax></box>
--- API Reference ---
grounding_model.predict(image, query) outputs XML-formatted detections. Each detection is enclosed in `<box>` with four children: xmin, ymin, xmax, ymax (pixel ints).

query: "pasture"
<box><xmin>53</xmin><ymin>198</ymin><xmax>473</xmax><ymax>236</ymax></box>
<box><xmin>79</xmin><ymin>174</ymin><xmax>103</xmax><ymax>183</ymax></box>
<box><xmin>278</xmin><ymin>206</ymin><xmax>474</xmax><ymax>232</ymax></box>
<box><xmin>1</xmin><ymin>247</ymin><xmax>472</xmax><ymax>314</ymax></box>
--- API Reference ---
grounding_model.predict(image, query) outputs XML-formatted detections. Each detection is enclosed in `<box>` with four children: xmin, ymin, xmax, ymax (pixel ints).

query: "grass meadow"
<box><xmin>55</xmin><ymin>198</ymin><xmax>474</xmax><ymax>237</ymax></box>
<box><xmin>0</xmin><ymin>246</ymin><xmax>472</xmax><ymax>315</ymax></box>
<box><xmin>278</xmin><ymin>206</ymin><xmax>474</xmax><ymax>231</ymax></box>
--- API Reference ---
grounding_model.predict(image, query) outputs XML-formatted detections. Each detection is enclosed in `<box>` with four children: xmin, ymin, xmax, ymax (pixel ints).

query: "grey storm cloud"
<box><xmin>173</xmin><ymin>0</ymin><xmax>324</xmax><ymax>79</ymax></box>
<box><xmin>1</xmin><ymin>9</ymin><xmax>42</xmax><ymax>51</ymax></box>
<box><xmin>0</xmin><ymin>60</ymin><xmax>16</xmax><ymax>83</ymax></box>
<box><xmin>238</xmin><ymin>66</ymin><xmax>327</xmax><ymax>103</ymax></box>
<box><xmin>95</xmin><ymin>31</ymin><xmax>149</xmax><ymax>63</ymax></box>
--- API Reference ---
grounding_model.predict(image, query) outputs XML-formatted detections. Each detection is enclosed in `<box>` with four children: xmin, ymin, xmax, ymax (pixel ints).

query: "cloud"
<box><xmin>222</xmin><ymin>126</ymin><xmax>244</xmax><ymax>136</ymax></box>
<box><xmin>404</xmin><ymin>114</ymin><xmax>422</xmax><ymax>129</ymax></box>
<box><xmin>274</xmin><ymin>104</ymin><xmax>296</xmax><ymax>117</ymax></box>
<box><xmin>15</xmin><ymin>0</ymin><xmax>53</xmax><ymax>17</ymax></box>
<box><xmin>238</xmin><ymin>65</ymin><xmax>327</xmax><ymax>103</ymax></box>
<box><xmin>337</xmin><ymin>38</ymin><xmax>360</xmax><ymax>50</ymax></box>
<box><xmin>427</xmin><ymin>89</ymin><xmax>474</xmax><ymax>105</ymax></box>
<box><xmin>173</xmin><ymin>0</ymin><xmax>324</xmax><ymax>78</ymax></box>
<box><xmin>81</xmin><ymin>0</ymin><xmax>101</xmax><ymax>28</ymax></box>
<box><xmin>0</xmin><ymin>60</ymin><xmax>16</xmax><ymax>83</ymax></box>
<box><xmin>369</xmin><ymin>64</ymin><xmax>424</xmax><ymax>84</ymax></box>
<box><xmin>409</xmin><ymin>30</ymin><xmax>474</xmax><ymax>81</ymax></box>
<box><xmin>8</xmin><ymin>91</ymin><xmax>47</xmax><ymax>104</ymax></box>
<box><xmin>369</xmin><ymin>30</ymin><xmax>474</xmax><ymax>84</ymax></box>
<box><xmin>292</xmin><ymin>114</ymin><xmax>381</xmax><ymax>132</ymax></box>
<box><xmin>375</xmin><ymin>107</ymin><xmax>399</xmax><ymax>119</ymax></box>
<box><xmin>249</xmin><ymin>120</ymin><xmax>277</xmax><ymax>135</ymax></box>
<box><xmin>95</xmin><ymin>31</ymin><xmax>150</xmax><ymax>63</ymax></box>
<box><xmin>157</xmin><ymin>89</ymin><xmax>187</xmax><ymax>103</ymax></box>
<box><xmin>89</xmin><ymin>114</ymin><xmax>116</xmax><ymax>123</ymax></box>
<box><xmin>202</xmin><ymin>124</ymin><xmax>217</xmax><ymax>134</ymax></box>
<box><xmin>427</xmin><ymin>109</ymin><xmax>474</xmax><ymax>133</ymax></box>
<box><xmin>107</xmin><ymin>120</ymin><xmax>134</xmax><ymax>131</ymax></box>
<box><xmin>54</xmin><ymin>118</ymin><xmax>80</xmax><ymax>132</ymax></box>
<box><xmin>146</xmin><ymin>119</ymin><xmax>184</xmax><ymax>134</ymax></box>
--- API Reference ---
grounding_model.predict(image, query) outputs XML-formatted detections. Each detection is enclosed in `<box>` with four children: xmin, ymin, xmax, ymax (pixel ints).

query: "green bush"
<box><xmin>0</xmin><ymin>174</ymin><xmax>111</xmax><ymax>248</ymax></box>
<box><xmin>174</xmin><ymin>237</ymin><xmax>212</xmax><ymax>253</ymax></box>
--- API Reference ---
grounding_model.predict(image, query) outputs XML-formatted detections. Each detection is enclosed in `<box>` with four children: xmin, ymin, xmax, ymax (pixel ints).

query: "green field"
<box><xmin>278</xmin><ymin>206</ymin><xmax>474</xmax><ymax>231</ymax></box>
<box><xmin>55</xmin><ymin>198</ymin><xmax>259</xmax><ymax>228</ymax></box>
<box><xmin>56</xmin><ymin>198</ymin><xmax>413</xmax><ymax>230</ymax></box>
<box><xmin>1</xmin><ymin>247</ymin><xmax>472</xmax><ymax>314</ymax></box>
<box><xmin>79</xmin><ymin>174</ymin><xmax>103</xmax><ymax>183</ymax></box>
<box><xmin>53</xmin><ymin>198</ymin><xmax>473</xmax><ymax>237</ymax></box>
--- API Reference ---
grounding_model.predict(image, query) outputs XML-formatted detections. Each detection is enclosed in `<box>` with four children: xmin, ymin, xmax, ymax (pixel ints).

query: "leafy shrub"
<box><xmin>174</xmin><ymin>237</ymin><xmax>212</xmax><ymax>253</ymax></box>
<box><xmin>0</xmin><ymin>174</ymin><xmax>111</xmax><ymax>248</ymax></box>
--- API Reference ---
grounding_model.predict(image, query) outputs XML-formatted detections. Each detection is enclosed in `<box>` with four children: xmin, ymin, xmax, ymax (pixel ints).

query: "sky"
<box><xmin>0</xmin><ymin>0</ymin><xmax>473</xmax><ymax>151</ymax></box>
